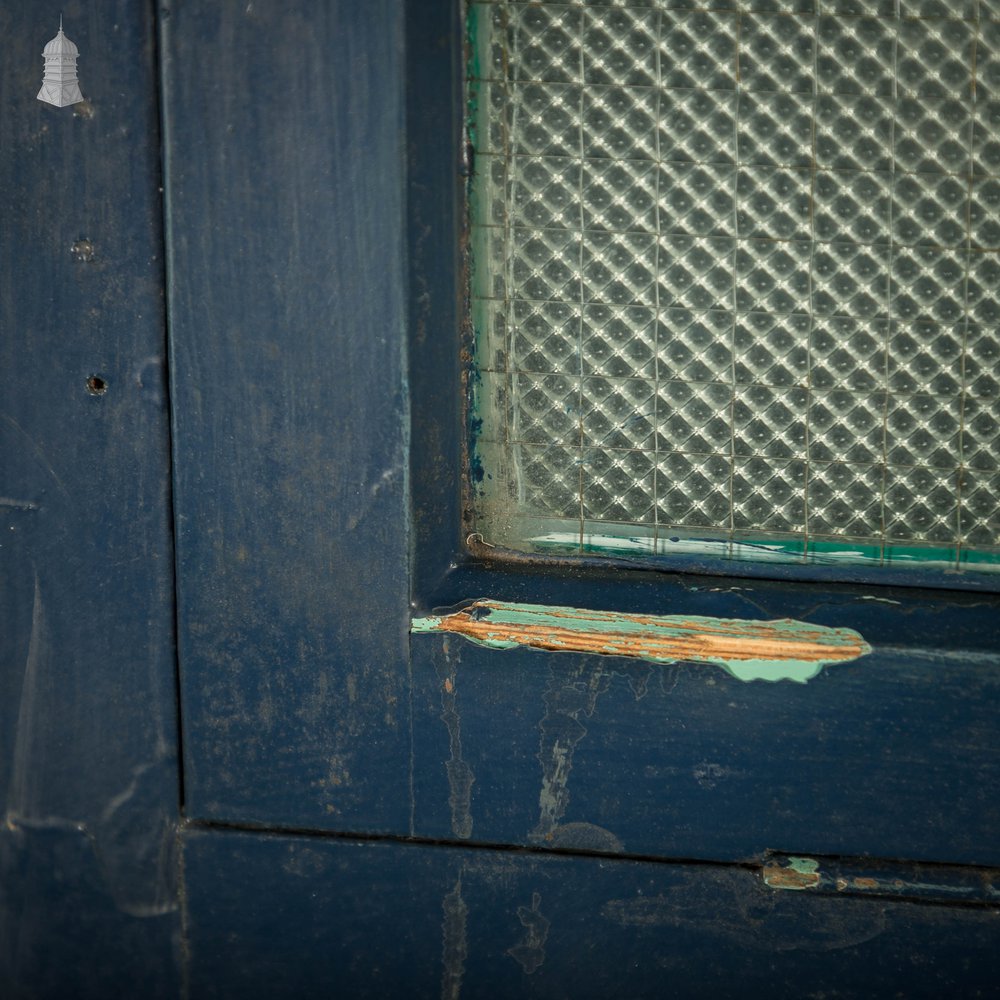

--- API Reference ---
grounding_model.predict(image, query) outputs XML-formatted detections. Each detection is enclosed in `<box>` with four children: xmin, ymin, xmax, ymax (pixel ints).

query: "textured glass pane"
<box><xmin>468</xmin><ymin>1</ymin><xmax>1000</xmax><ymax>572</ymax></box>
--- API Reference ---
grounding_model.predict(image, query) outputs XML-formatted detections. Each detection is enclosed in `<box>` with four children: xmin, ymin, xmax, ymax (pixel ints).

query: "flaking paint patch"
<box><xmin>763</xmin><ymin>856</ymin><xmax>821</xmax><ymax>891</ymax></box>
<box><xmin>413</xmin><ymin>600</ymin><xmax>871</xmax><ymax>683</ymax></box>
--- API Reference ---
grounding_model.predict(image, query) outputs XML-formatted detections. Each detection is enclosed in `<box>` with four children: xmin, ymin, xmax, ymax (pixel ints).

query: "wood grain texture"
<box><xmin>162</xmin><ymin>1</ymin><xmax>412</xmax><ymax>829</ymax></box>
<box><xmin>0</xmin><ymin>1</ymin><xmax>180</xmax><ymax>993</ymax></box>
<box><xmin>183</xmin><ymin>826</ymin><xmax>1000</xmax><ymax>999</ymax></box>
<box><xmin>2</xmin><ymin>0</ymin><xmax>998</xmax><ymax>993</ymax></box>
<box><xmin>411</xmin><ymin>628</ymin><xmax>1000</xmax><ymax>866</ymax></box>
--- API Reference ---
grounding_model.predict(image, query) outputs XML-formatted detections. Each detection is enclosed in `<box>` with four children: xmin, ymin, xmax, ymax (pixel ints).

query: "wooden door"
<box><xmin>3</xmin><ymin>2</ymin><xmax>999</xmax><ymax>996</ymax></box>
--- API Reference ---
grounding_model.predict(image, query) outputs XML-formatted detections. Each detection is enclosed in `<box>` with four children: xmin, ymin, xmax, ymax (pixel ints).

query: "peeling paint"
<box><xmin>764</xmin><ymin>853</ymin><xmax>1000</xmax><ymax>905</ymax></box>
<box><xmin>763</xmin><ymin>856</ymin><xmax>821</xmax><ymax>891</ymax></box>
<box><xmin>413</xmin><ymin>600</ymin><xmax>871</xmax><ymax>683</ymax></box>
<box><xmin>522</xmin><ymin>529</ymin><xmax>1000</xmax><ymax>574</ymax></box>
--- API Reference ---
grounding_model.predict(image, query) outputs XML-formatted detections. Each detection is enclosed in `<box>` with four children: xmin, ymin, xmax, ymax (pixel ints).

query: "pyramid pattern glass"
<box><xmin>469</xmin><ymin>1</ymin><xmax>1000</xmax><ymax>570</ymax></box>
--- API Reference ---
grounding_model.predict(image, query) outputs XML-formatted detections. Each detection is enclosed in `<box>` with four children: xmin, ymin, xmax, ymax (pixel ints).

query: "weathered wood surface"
<box><xmin>161</xmin><ymin>2</ymin><xmax>412</xmax><ymax>830</ymax></box>
<box><xmin>0</xmin><ymin>2</ymin><xmax>180</xmax><ymax>994</ymax></box>
<box><xmin>411</xmin><ymin>598</ymin><xmax>1000</xmax><ymax>866</ymax></box>
<box><xmin>183</xmin><ymin>827</ymin><xmax>1000</xmax><ymax>1000</ymax></box>
<box><xmin>3</xmin><ymin>0</ymin><xmax>994</xmax><ymax>993</ymax></box>
<box><xmin>163</xmin><ymin>0</ymin><xmax>1000</xmax><ymax>882</ymax></box>
<box><xmin>401</xmin><ymin>0</ymin><xmax>1000</xmax><ymax>875</ymax></box>
<box><xmin>413</xmin><ymin>598</ymin><xmax>871</xmax><ymax>681</ymax></box>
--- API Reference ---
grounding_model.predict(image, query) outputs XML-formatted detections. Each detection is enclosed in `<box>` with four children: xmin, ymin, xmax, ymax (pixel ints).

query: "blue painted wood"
<box><xmin>1</xmin><ymin>825</ymin><xmax>179</xmax><ymax>1000</ymax></box>
<box><xmin>412</xmin><ymin>631</ymin><xmax>1000</xmax><ymax>865</ymax></box>
<box><xmin>2</xmin><ymin>0</ymin><xmax>996</xmax><ymax>992</ymax></box>
<box><xmin>161</xmin><ymin>0</ymin><xmax>1000</xmax><ymax>872</ymax></box>
<box><xmin>157</xmin><ymin>0</ymin><xmax>1000</xmax><ymax>983</ymax></box>
<box><xmin>0</xmin><ymin>1</ymin><xmax>180</xmax><ymax>992</ymax></box>
<box><xmin>417</xmin><ymin>559</ymin><xmax>1000</xmax><ymax>651</ymax></box>
<box><xmin>183</xmin><ymin>827</ymin><xmax>1000</xmax><ymax>998</ymax></box>
<box><xmin>161</xmin><ymin>2</ymin><xmax>412</xmax><ymax>830</ymax></box>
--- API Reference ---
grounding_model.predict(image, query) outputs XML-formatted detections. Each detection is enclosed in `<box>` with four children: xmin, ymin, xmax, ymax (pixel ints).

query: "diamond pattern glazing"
<box><xmin>470</xmin><ymin>1</ymin><xmax>1000</xmax><ymax>568</ymax></box>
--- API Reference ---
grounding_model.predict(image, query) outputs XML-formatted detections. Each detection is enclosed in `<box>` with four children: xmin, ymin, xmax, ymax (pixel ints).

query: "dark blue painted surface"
<box><xmin>184</xmin><ymin>827</ymin><xmax>1000</xmax><ymax>999</ymax></box>
<box><xmin>161</xmin><ymin>1</ymin><xmax>412</xmax><ymax>832</ymax></box>
<box><xmin>0</xmin><ymin>1</ymin><xmax>181</xmax><ymax>993</ymax></box>
<box><xmin>1</xmin><ymin>824</ymin><xmax>179</xmax><ymax>1000</ymax></box>
<box><xmin>412</xmin><ymin>632</ymin><xmax>1000</xmax><ymax>865</ymax></box>
<box><xmin>2</xmin><ymin>0</ymin><xmax>998</xmax><ymax>993</ymax></box>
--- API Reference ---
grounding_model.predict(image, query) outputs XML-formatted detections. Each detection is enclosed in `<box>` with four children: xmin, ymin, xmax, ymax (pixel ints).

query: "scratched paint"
<box><xmin>525</xmin><ymin>529</ymin><xmax>1000</xmax><ymax>573</ymax></box>
<box><xmin>412</xmin><ymin>600</ymin><xmax>871</xmax><ymax>683</ymax></box>
<box><xmin>601</xmin><ymin>883</ymin><xmax>889</xmax><ymax>952</ymax></box>
<box><xmin>506</xmin><ymin>892</ymin><xmax>549</xmax><ymax>976</ymax></box>
<box><xmin>435</xmin><ymin>638</ymin><xmax>474</xmax><ymax>840</ymax></box>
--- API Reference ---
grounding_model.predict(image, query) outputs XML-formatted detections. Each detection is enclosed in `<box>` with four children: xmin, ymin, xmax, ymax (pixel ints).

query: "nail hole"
<box><xmin>86</xmin><ymin>375</ymin><xmax>107</xmax><ymax>396</ymax></box>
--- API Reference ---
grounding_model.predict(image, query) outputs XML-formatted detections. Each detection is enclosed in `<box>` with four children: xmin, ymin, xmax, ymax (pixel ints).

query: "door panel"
<box><xmin>153</xmin><ymin>0</ymin><xmax>1000</xmax><ymax>993</ymax></box>
<box><xmin>4</xmin><ymin>0</ymin><xmax>998</xmax><ymax>993</ymax></box>
<box><xmin>401</xmin><ymin>0</ymin><xmax>1000</xmax><ymax>871</ymax></box>
<box><xmin>162</xmin><ymin>0</ymin><xmax>1000</xmax><ymax>865</ymax></box>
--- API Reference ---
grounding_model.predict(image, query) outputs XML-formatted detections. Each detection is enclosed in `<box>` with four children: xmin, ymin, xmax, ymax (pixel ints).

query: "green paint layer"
<box><xmin>412</xmin><ymin>600</ymin><xmax>871</xmax><ymax>684</ymax></box>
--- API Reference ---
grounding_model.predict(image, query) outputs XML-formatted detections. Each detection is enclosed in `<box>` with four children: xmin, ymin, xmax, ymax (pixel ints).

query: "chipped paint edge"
<box><xmin>762</xmin><ymin>856</ymin><xmax>821</xmax><ymax>891</ymax></box>
<box><xmin>763</xmin><ymin>854</ymin><xmax>1000</xmax><ymax>905</ymax></box>
<box><xmin>412</xmin><ymin>600</ymin><xmax>871</xmax><ymax>684</ymax></box>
